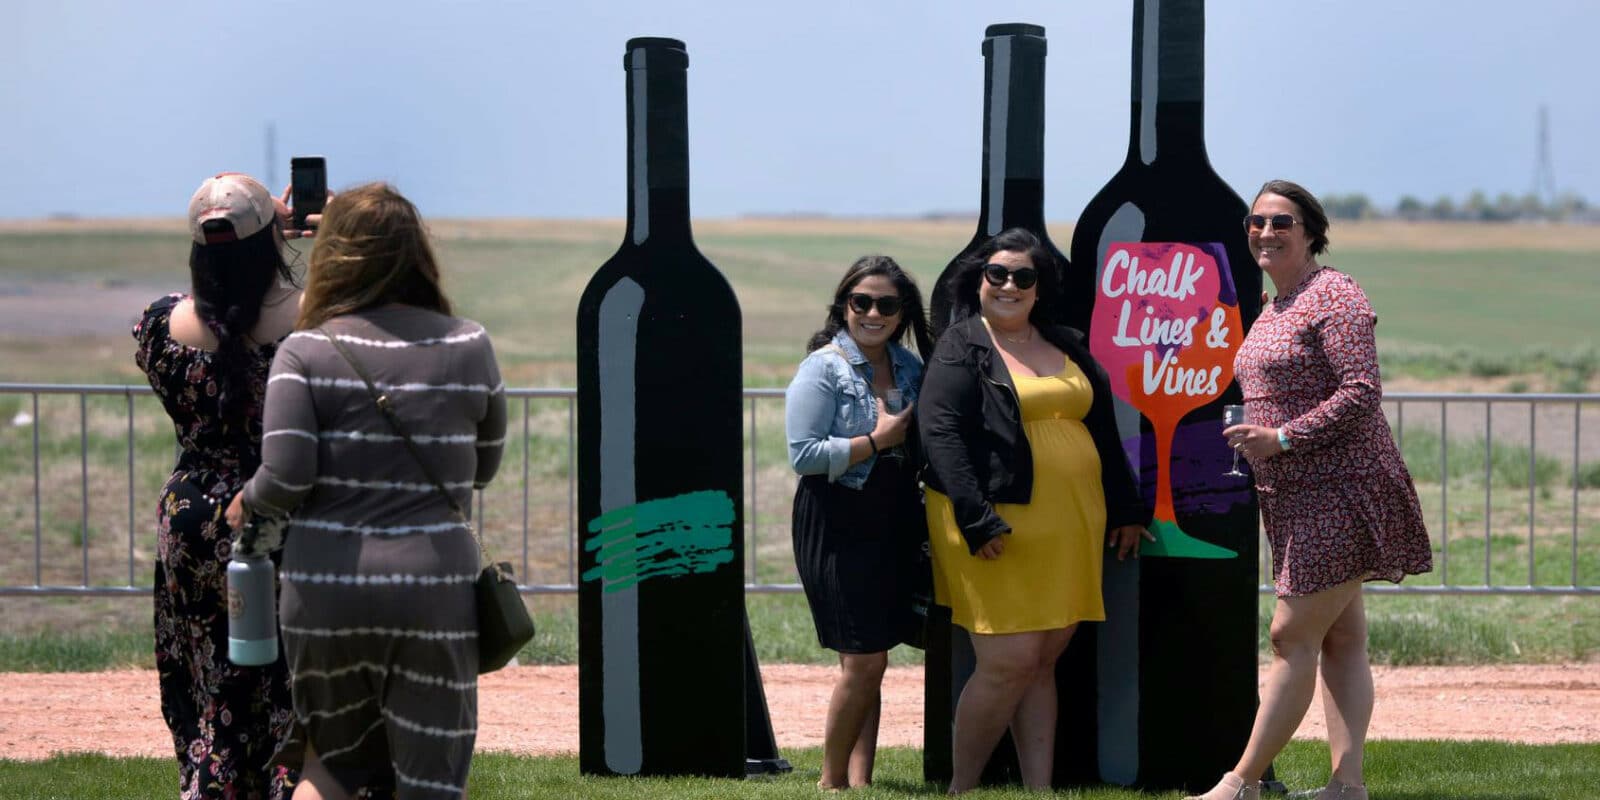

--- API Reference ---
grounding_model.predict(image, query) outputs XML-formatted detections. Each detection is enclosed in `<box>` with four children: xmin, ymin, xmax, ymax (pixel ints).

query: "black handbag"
<box><xmin>321</xmin><ymin>329</ymin><xmax>535</xmax><ymax>674</ymax></box>
<box><xmin>900</xmin><ymin>512</ymin><xmax>934</xmax><ymax>650</ymax></box>
<box><xmin>473</xmin><ymin>558</ymin><xmax>535</xmax><ymax>672</ymax></box>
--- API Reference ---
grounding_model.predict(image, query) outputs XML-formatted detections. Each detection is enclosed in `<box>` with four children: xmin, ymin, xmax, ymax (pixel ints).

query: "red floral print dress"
<box><xmin>1233</xmin><ymin>268</ymin><xmax>1432</xmax><ymax>596</ymax></box>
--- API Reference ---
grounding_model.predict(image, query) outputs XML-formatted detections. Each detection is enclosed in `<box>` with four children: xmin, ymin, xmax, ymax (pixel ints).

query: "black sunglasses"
<box><xmin>1244</xmin><ymin>213</ymin><xmax>1300</xmax><ymax>233</ymax></box>
<box><xmin>846</xmin><ymin>293</ymin><xmax>904</xmax><ymax>316</ymax></box>
<box><xmin>982</xmin><ymin>264</ymin><xmax>1039</xmax><ymax>291</ymax></box>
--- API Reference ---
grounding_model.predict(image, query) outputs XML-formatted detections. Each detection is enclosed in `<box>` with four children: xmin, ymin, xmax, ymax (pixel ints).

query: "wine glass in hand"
<box><xmin>884</xmin><ymin>389</ymin><xmax>904</xmax><ymax>413</ymax></box>
<box><xmin>1223</xmin><ymin>404</ymin><xmax>1249</xmax><ymax>477</ymax></box>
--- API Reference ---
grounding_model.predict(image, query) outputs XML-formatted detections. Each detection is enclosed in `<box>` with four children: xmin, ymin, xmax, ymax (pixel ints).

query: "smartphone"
<box><xmin>289</xmin><ymin>156</ymin><xmax>327</xmax><ymax>230</ymax></box>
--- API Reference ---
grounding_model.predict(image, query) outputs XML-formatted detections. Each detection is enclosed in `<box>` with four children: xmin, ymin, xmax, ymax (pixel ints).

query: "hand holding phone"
<box><xmin>290</xmin><ymin>156</ymin><xmax>327</xmax><ymax>232</ymax></box>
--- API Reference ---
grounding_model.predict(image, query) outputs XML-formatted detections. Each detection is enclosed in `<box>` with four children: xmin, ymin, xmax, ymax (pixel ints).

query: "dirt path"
<box><xmin>1</xmin><ymin>664</ymin><xmax>1596</xmax><ymax>761</ymax></box>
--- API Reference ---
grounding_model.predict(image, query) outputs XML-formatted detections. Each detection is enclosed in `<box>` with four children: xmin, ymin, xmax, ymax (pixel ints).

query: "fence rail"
<box><xmin>2</xmin><ymin>383</ymin><xmax>1596</xmax><ymax>598</ymax></box>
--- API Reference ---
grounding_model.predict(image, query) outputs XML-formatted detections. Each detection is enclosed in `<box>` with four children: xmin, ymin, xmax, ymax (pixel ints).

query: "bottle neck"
<box><xmin>624</xmin><ymin>56</ymin><xmax>692</xmax><ymax>245</ymax></box>
<box><xmin>1127</xmin><ymin>0</ymin><xmax>1209</xmax><ymax>166</ymax></box>
<box><xmin>977</xmin><ymin>35</ymin><xmax>1048</xmax><ymax>235</ymax></box>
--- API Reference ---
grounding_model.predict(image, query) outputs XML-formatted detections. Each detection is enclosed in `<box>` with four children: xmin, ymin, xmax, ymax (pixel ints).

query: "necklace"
<box><xmin>997</xmin><ymin>327</ymin><xmax>1033</xmax><ymax>345</ymax></box>
<box><xmin>982</xmin><ymin>317</ymin><xmax>1033</xmax><ymax>345</ymax></box>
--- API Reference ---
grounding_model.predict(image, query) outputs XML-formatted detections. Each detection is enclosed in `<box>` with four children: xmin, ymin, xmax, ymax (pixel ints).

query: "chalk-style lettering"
<box><xmin>1100</xmin><ymin>248</ymin><xmax>1206</xmax><ymax>301</ymax></box>
<box><xmin>1113</xmin><ymin>300</ymin><xmax>1201</xmax><ymax>347</ymax></box>
<box><xmin>1141</xmin><ymin>350</ymin><xmax>1223</xmax><ymax>397</ymax></box>
<box><xmin>1204</xmin><ymin>307</ymin><xmax>1230</xmax><ymax>349</ymax></box>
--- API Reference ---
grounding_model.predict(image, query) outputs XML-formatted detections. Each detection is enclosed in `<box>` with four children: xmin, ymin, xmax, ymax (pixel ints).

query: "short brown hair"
<box><xmin>1254</xmin><ymin>179</ymin><xmax>1330</xmax><ymax>256</ymax></box>
<box><xmin>296</xmin><ymin>183</ymin><xmax>452</xmax><ymax>330</ymax></box>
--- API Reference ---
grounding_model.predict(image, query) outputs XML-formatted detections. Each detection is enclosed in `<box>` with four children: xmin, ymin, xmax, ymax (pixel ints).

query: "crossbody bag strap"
<box><xmin>318</xmin><ymin>329</ymin><xmax>480</xmax><ymax>540</ymax></box>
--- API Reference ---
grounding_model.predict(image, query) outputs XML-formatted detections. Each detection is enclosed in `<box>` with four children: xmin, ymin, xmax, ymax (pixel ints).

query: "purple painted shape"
<box><xmin>1122</xmin><ymin>419</ymin><xmax>1253</xmax><ymax>516</ymax></box>
<box><xmin>1196</xmin><ymin>241</ymin><xmax>1238</xmax><ymax>306</ymax></box>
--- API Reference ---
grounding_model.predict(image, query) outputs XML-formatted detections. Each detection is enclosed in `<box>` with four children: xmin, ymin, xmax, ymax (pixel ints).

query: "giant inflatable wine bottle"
<box><xmin>923</xmin><ymin>23</ymin><xmax>1098</xmax><ymax>788</ymax></box>
<box><xmin>1067</xmin><ymin>0</ymin><xmax>1263</xmax><ymax>791</ymax></box>
<box><xmin>577</xmin><ymin>37</ymin><xmax>746</xmax><ymax>778</ymax></box>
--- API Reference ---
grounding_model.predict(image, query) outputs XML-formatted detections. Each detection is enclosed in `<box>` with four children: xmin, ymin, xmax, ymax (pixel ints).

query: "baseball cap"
<box><xmin>188</xmin><ymin>173</ymin><xmax>277</xmax><ymax>245</ymax></box>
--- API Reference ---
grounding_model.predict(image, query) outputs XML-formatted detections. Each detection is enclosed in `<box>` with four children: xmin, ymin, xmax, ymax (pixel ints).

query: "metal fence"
<box><xmin>2</xmin><ymin>383</ymin><xmax>1596</xmax><ymax>597</ymax></box>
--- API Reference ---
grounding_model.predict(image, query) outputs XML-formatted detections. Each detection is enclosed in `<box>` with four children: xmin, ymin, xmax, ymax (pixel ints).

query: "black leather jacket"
<box><xmin>918</xmin><ymin>314</ymin><xmax>1149</xmax><ymax>554</ymax></box>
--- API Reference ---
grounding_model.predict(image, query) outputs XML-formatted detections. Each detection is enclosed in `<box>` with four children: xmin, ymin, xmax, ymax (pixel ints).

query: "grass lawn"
<box><xmin>5</xmin><ymin>588</ymin><xmax>1599</xmax><ymax>672</ymax></box>
<box><xmin>3</xmin><ymin>741</ymin><xmax>1598</xmax><ymax>799</ymax></box>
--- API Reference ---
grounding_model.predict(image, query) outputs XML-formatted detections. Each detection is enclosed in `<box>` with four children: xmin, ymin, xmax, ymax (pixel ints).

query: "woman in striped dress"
<box><xmin>228</xmin><ymin>183</ymin><xmax>507</xmax><ymax>799</ymax></box>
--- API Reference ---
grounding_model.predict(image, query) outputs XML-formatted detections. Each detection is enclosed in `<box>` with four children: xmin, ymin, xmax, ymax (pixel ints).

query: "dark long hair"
<box><xmin>189</xmin><ymin>220</ymin><xmax>295</xmax><ymax>436</ymax></box>
<box><xmin>1255</xmin><ymin>179</ymin><xmax>1331</xmax><ymax>256</ymax></box>
<box><xmin>297</xmin><ymin>183</ymin><xmax>452</xmax><ymax>330</ymax></box>
<box><xmin>805</xmin><ymin>254</ymin><xmax>934</xmax><ymax>361</ymax></box>
<box><xmin>948</xmin><ymin>227</ymin><xmax>1062</xmax><ymax>328</ymax></box>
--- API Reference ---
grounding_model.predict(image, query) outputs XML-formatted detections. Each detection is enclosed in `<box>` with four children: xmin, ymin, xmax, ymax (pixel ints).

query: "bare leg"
<box><xmin>948</xmin><ymin>631</ymin><xmax>1046</xmax><ymax>794</ymax></box>
<box><xmin>1010</xmin><ymin>625</ymin><xmax>1076</xmax><ymax>790</ymax></box>
<box><xmin>847</xmin><ymin>691</ymin><xmax>882</xmax><ymax>786</ymax></box>
<box><xmin>1318</xmin><ymin>591</ymin><xmax>1372</xmax><ymax>788</ymax></box>
<box><xmin>292</xmin><ymin>744</ymin><xmax>469</xmax><ymax>800</ymax></box>
<box><xmin>820</xmin><ymin>651</ymin><xmax>888</xmax><ymax>789</ymax></box>
<box><xmin>291</xmin><ymin>748</ymin><xmax>349</xmax><ymax>800</ymax></box>
<box><xmin>1232</xmin><ymin>578</ymin><xmax>1365</xmax><ymax>782</ymax></box>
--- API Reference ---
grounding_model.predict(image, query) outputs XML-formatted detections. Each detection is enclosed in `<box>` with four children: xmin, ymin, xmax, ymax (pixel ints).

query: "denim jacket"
<box><xmin>785</xmin><ymin>329</ymin><xmax>924</xmax><ymax>489</ymax></box>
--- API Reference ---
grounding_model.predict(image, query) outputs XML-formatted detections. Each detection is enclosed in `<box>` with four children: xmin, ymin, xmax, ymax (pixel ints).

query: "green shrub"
<box><xmin>1379</xmin><ymin>344</ymin><xmax>1600</xmax><ymax>388</ymax></box>
<box><xmin>1467</xmin><ymin>354</ymin><xmax>1515</xmax><ymax>378</ymax></box>
<box><xmin>1577</xmin><ymin>460</ymin><xmax>1600</xmax><ymax>489</ymax></box>
<box><xmin>1396</xmin><ymin>428</ymin><xmax>1565</xmax><ymax>489</ymax></box>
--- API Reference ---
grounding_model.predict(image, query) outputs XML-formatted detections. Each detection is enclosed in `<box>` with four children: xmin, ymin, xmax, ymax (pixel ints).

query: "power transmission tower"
<box><xmin>265</xmin><ymin>123</ymin><xmax>278</xmax><ymax>190</ymax></box>
<box><xmin>1531</xmin><ymin>105</ymin><xmax>1556</xmax><ymax>207</ymax></box>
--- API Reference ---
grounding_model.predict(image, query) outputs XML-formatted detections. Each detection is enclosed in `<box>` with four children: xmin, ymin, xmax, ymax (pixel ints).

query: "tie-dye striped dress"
<box><xmin>241</xmin><ymin>305</ymin><xmax>507</xmax><ymax>798</ymax></box>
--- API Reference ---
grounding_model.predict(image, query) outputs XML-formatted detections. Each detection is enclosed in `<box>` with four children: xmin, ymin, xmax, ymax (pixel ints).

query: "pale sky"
<box><xmin>4</xmin><ymin>0</ymin><xmax>1596</xmax><ymax>220</ymax></box>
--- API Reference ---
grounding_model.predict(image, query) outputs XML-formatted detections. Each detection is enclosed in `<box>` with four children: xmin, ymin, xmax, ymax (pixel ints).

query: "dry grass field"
<box><xmin>1</xmin><ymin>217</ymin><xmax>1596</xmax><ymax>659</ymax></box>
<box><xmin>2</xmin><ymin>216</ymin><xmax>1597</xmax><ymax>386</ymax></box>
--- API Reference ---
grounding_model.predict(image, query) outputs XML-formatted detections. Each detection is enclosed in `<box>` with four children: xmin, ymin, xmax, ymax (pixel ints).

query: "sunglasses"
<box><xmin>1243</xmin><ymin>213</ymin><xmax>1300</xmax><ymax>233</ymax></box>
<box><xmin>846</xmin><ymin>293</ymin><xmax>904</xmax><ymax>316</ymax></box>
<box><xmin>982</xmin><ymin>264</ymin><xmax>1039</xmax><ymax>291</ymax></box>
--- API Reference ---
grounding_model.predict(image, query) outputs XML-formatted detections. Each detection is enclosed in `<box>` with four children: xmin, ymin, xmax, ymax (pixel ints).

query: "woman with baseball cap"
<box><xmin>133</xmin><ymin>172</ymin><xmax>310</xmax><ymax>799</ymax></box>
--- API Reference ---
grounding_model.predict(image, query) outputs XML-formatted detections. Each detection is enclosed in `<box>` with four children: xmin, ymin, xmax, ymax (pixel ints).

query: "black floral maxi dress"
<box><xmin>134</xmin><ymin>294</ymin><xmax>297</xmax><ymax>799</ymax></box>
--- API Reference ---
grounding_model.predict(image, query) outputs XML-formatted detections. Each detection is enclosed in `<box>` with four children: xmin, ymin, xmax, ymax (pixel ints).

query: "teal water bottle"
<box><xmin>227</xmin><ymin>546</ymin><xmax>278</xmax><ymax>666</ymax></box>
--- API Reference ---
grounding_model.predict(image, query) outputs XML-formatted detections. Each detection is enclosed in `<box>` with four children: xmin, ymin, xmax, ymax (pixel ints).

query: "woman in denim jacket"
<box><xmin>785</xmin><ymin>255</ymin><xmax>934</xmax><ymax>789</ymax></box>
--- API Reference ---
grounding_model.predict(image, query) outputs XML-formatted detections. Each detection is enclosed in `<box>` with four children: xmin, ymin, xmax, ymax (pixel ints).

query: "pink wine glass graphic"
<box><xmin>1090</xmin><ymin>242</ymin><xmax>1240</xmax><ymax>559</ymax></box>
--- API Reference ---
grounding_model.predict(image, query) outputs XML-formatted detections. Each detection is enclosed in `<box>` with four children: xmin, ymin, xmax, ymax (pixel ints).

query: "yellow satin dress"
<box><xmin>924</xmin><ymin>359</ymin><xmax>1108</xmax><ymax>634</ymax></box>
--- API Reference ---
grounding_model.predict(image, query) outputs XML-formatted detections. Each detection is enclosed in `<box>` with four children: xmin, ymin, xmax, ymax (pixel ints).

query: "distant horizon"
<box><xmin>7</xmin><ymin>207</ymin><xmax>1597</xmax><ymax>226</ymax></box>
<box><xmin>6</xmin><ymin>215</ymin><xmax>1598</xmax><ymax>236</ymax></box>
<box><xmin>5</xmin><ymin>1</ymin><xmax>1595</xmax><ymax>221</ymax></box>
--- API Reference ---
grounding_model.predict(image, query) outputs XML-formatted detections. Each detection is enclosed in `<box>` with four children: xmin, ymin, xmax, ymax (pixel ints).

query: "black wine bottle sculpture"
<box><xmin>1067</xmin><ymin>0</ymin><xmax>1263</xmax><ymax>791</ymax></box>
<box><xmin>576</xmin><ymin>37</ymin><xmax>746</xmax><ymax>779</ymax></box>
<box><xmin>927</xmin><ymin>23</ymin><xmax>1070</xmax><ymax>340</ymax></box>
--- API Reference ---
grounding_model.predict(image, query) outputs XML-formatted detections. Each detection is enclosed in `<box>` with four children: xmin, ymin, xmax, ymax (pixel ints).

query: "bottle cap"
<box><xmin>982</xmin><ymin>23</ymin><xmax>1047</xmax><ymax>58</ymax></box>
<box><xmin>624</xmin><ymin>37</ymin><xmax>689</xmax><ymax>70</ymax></box>
<box><xmin>984</xmin><ymin>23</ymin><xmax>1046</xmax><ymax>39</ymax></box>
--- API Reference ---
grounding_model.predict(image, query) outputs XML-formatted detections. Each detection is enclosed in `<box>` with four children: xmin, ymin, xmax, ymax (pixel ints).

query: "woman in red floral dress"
<box><xmin>1187</xmin><ymin>181</ymin><xmax>1431</xmax><ymax>800</ymax></box>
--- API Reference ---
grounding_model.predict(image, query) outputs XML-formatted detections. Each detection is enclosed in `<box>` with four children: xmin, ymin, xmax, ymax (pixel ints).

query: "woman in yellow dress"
<box><xmin>919</xmin><ymin>228</ymin><xmax>1152</xmax><ymax>793</ymax></box>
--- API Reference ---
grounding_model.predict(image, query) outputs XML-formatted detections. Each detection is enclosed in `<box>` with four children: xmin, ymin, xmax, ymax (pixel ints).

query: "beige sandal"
<box><xmin>1287</xmin><ymin>779</ymin><xmax>1368</xmax><ymax>800</ymax></box>
<box><xmin>1184</xmin><ymin>771</ymin><xmax>1260</xmax><ymax>800</ymax></box>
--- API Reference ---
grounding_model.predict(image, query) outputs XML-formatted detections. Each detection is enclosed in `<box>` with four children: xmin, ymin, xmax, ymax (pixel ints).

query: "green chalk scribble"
<box><xmin>582</xmin><ymin>489</ymin><xmax>737</xmax><ymax>592</ymax></box>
